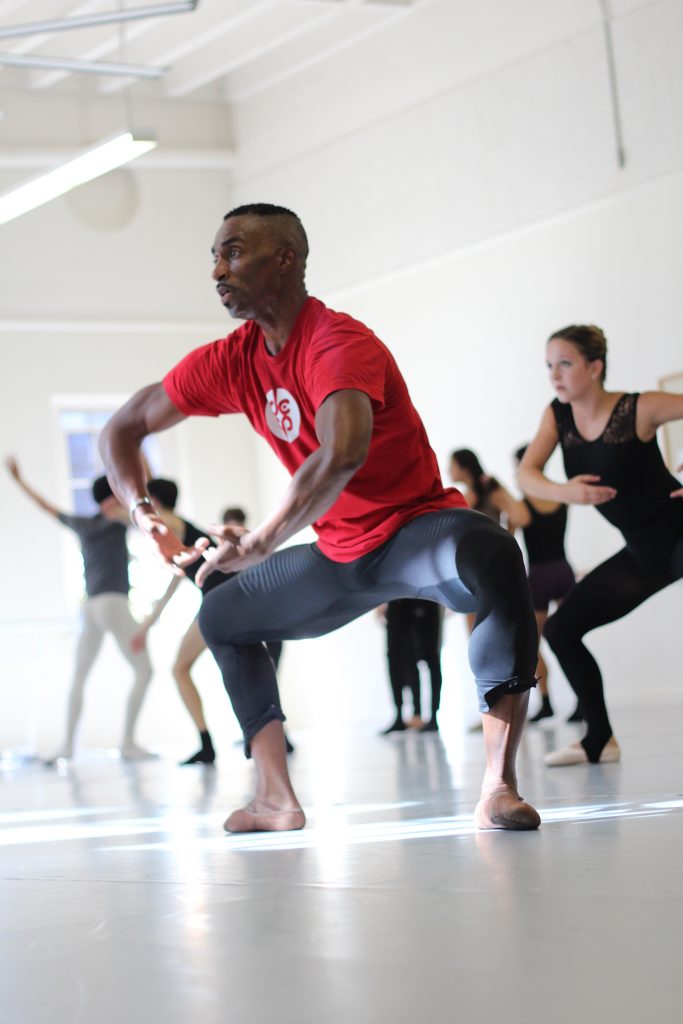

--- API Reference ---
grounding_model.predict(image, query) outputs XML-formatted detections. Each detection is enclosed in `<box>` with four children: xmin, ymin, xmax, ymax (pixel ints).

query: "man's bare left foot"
<box><xmin>474</xmin><ymin>787</ymin><xmax>541</xmax><ymax>831</ymax></box>
<box><xmin>224</xmin><ymin>799</ymin><xmax>306</xmax><ymax>834</ymax></box>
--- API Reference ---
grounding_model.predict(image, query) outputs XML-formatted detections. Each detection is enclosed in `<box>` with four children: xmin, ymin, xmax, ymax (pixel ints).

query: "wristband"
<box><xmin>129</xmin><ymin>496</ymin><xmax>154</xmax><ymax>524</ymax></box>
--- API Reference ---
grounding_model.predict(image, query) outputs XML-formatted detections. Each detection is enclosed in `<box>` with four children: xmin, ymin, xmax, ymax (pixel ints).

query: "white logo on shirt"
<box><xmin>265</xmin><ymin>388</ymin><xmax>301</xmax><ymax>443</ymax></box>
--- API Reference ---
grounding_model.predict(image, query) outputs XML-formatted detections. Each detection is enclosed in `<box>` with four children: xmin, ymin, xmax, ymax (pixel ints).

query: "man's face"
<box><xmin>211</xmin><ymin>216</ymin><xmax>283</xmax><ymax>320</ymax></box>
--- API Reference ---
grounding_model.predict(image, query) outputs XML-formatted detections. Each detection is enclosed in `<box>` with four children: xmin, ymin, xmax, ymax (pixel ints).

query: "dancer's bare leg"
<box><xmin>175</xmin><ymin>620</ymin><xmax>217</xmax><ymax>765</ymax></box>
<box><xmin>224</xmin><ymin>720</ymin><xmax>305</xmax><ymax>833</ymax></box>
<box><xmin>173</xmin><ymin>620</ymin><xmax>208</xmax><ymax>731</ymax></box>
<box><xmin>474</xmin><ymin>691</ymin><xmax>541</xmax><ymax>831</ymax></box>
<box><xmin>109</xmin><ymin>596</ymin><xmax>154</xmax><ymax>757</ymax></box>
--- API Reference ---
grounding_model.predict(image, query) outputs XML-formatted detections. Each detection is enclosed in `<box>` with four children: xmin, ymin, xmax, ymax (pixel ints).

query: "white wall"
<box><xmin>2</xmin><ymin>0</ymin><xmax>682</xmax><ymax>753</ymax></box>
<box><xmin>228</xmin><ymin>0</ymin><xmax>683</xmax><ymax>723</ymax></box>
<box><xmin>0</xmin><ymin>166</ymin><xmax>262</xmax><ymax>751</ymax></box>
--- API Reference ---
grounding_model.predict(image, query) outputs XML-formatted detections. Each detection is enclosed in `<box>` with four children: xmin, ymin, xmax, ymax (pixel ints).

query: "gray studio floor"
<box><xmin>2</xmin><ymin>700</ymin><xmax>682</xmax><ymax>1024</ymax></box>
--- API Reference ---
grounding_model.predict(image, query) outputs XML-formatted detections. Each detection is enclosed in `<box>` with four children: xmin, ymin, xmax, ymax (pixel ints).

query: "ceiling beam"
<box><xmin>0</xmin><ymin>53</ymin><xmax>166</xmax><ymax>78</ymax></box>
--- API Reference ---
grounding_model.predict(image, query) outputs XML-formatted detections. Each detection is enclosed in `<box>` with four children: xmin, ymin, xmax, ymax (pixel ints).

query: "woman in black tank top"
<box><xmin>519</xmin><ymin>325</ymin><xmax>683</xmax><ymax>767</ymax></box>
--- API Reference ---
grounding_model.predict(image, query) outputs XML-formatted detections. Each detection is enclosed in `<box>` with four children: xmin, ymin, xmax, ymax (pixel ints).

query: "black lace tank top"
<box><xmin>521</xmin><ymin>499</ymin><xmax>568</xmax><ymax>564</ymax></box>
<box><xmin>552</xmin><ymin>393</ymin><xmax>683</xmax><ymax>571</ymax></box>
<box><xmin>180</xmin><ymin>518</ymin><xmax>226</xmax><ymax>594</ymax></box>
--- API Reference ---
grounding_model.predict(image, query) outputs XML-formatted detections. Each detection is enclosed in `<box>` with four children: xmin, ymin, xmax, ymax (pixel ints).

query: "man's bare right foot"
<box><xmin>224</xmin><ymin>799</ymin><xmax>306</xmax><ymax>834</ymax></box>
<box><xmin>474</xmin><ymin>786</ymin><xmax>541</xmax><ymax>831</ymax></box>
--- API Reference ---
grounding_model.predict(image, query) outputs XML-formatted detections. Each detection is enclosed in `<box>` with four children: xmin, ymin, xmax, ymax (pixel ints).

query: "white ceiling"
<box><xmin>0</xmin><ymin>0</ymin><xmax>421</xmax><ymax>102</ymax></box>
<box><xmin>0</xmin><ymin>0</ymin><xmax>427</xmax><ymax>172</ymax></box>
<box><xmin>0</xmin><ymin>0</ymin><xmax>656</xmax><ymax>176</ymax></box>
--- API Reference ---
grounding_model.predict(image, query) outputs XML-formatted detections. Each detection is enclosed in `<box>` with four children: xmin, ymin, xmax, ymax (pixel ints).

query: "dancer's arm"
<box><xmin>100</xmin><ymin>384</ymin><xmax>196</xmax><ymax>570</ymax></box>
<box><xmin>488</xmin><ymin>483</ymin><xmax>531</xmax><ymax>530</ymax></box>
<box><xmin>636</xmin><ymin>390</ymin><xmax>683</xmax><ymax>437</ymax></box>
<box><xmin>130</xmin><ymin>574</ymin><xmax>183</xmax><ymax>652</ymax></box>
<box><xmin>518</xmin><ymin>406</ymin><xmax>617</xmax><ymax>506</ymax></box>
<box><xmin>5</xmin><ymin>456</ymin><xmax>63</xmax><ymax>518</ymax></box>
<box><xmin>636</xmin><ymin>392</ymin><xmax>683</xmax><ymax>498</ymax></box>
<box><xmin>193</xmin><ymin>388</ymin><xmax>373</xmax><ymax>586</ymax></box>
<box><xmin>675</xmin><ymin>464</ymin><xmax>683</xmax><ymax>500</ymax></box>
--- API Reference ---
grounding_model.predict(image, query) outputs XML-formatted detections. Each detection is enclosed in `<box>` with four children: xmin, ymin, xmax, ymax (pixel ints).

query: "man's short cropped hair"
<box><xmin>147</xmin><ymin>478</ymin><xmax>179</xmax><ymax>510</ymax></box>
<box><xmin>224</xmin><ymin>202</ymin><xmax>300</xmax><ymax>223</ymax></box>
<box><xmin>92</xmin><ymin>476</ymin><xmax>114</xmax><ymax>505</ymax></box>
<box><xmin>223</xmin><ymin>203</ymin><xmax>309</xmax><ymax>269</ymax></box>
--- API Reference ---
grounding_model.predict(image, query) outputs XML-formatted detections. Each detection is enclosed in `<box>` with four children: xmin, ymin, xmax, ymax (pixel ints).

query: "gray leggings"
<box><xmin>199</xmin><ymin>509</ymin><xmax>538</xmax><ymax>754</ymax></box>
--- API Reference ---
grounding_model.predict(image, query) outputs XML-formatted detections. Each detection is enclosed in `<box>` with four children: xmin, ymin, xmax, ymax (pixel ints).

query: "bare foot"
<box><xmin>224</xmin><ymin>798</ymin><xmax>306</xmax><ymax>834</ymax></box>
<box><xmin>474</xmin><ymin>786</ymin><xmax>541</xmax><ymax>831</ymax></box>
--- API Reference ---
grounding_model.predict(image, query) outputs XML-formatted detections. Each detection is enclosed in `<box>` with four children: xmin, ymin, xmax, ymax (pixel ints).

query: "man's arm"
<box><xmin>5</xmin><ymin>456</ymin><xmax>63</xmax><ymax>518</ymax></box>
<box><xmin>193</xmin><ymin>389</ymin><xmax>373</xmax><ymax>585</ymax></box>
<box><xmin>99</xmin><ymin>383</ymin><xmax>190</xmax><ymax>564</ymax></box>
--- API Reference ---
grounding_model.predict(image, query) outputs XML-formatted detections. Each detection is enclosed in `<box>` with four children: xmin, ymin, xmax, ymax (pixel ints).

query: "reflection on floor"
<box><xmin>2</xmin><ymin>701</ymin><xmax>682</xmax><ymax>1023</ymax></box>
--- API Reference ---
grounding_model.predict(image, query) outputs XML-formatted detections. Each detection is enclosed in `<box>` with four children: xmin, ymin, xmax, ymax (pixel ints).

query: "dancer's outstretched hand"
<box><xmin>564</xmin><ymin>474</ymin><xmax>617</xmax><ymax>506</ymax></box>
<box><xmin>133</xmin><ymin>507</ymin><xmax>206</xmax><ymax>575</ymax></box>
<box><xmin>130</xmin><ymin>627</ymin><xmax>148</xmax><ymax>654</ymax></box>
<box><xmin>193</xmin><ymin>524</ymin><xmax>265</xmax><ymax>587</ymax></box>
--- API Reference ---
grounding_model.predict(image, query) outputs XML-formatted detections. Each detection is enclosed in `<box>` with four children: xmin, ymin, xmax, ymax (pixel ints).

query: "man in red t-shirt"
<box><xmin>101</xmin><ymin>203</ymin><xmax>540</xmax><ymax>833</ymax></box>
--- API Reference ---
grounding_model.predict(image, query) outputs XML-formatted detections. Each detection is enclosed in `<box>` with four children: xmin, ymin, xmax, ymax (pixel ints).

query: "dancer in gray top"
<box><xmin>5</xmin><ymin>457</ymin><xmax>154</xmax><ymax>761</ymax></box>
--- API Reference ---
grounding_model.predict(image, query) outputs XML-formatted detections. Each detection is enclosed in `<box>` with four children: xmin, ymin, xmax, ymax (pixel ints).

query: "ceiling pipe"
<box><xmin>0</xmin><ymin>2</ymin><xmax>199</xmax><ymax>40</ymax></box>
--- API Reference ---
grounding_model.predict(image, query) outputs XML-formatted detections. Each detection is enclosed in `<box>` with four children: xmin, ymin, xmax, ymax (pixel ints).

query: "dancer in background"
<box><xmin>131</xmin><ymin>478</ymin><xmax>220</xmax><ymax>764</ymax></box>
<box><xmin>449</xmin><ymin>449</ymin><xmax>532</xmax><ymax>728</ymax></box>
<box><xmin>134</xmin><ymin>488</ymin><xmax>293</xmax><ymax>761</ymax></box>
<box><xmin>380</xmin><ymin>598</ymin><xmax>444</xmax><ymax>733</ymax></box>
<box><xmin>449</xmin><ymin>449</ymin><xmax>529</xmax><ymax>531</ymax></box>
<box><xmin>5</xmin><ymin>456</ymin><xmax>154</xmax><ymax>761</ymax></box>
<box><xmin>513</xmin><ymin>445</ymin><xmax>578</xmax><ymax>723</ymax></box>
<box><xmin>101</xmin><ymin>203</ymin><xmax>540</xmax><ymax>833</ymax></box>
<box><xmin>519</xmin><ymin>325</ymin><xmax>683</xmax><ymax>766</ymax></box>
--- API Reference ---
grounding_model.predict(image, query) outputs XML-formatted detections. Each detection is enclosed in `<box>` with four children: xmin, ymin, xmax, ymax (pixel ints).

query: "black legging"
<box><xmin>386</xmin><ymin>600</ymin><xmax>443</xmax><ymax>718</ymax></box>
<box><xmin>198</xmin><ymin>508</ymin><xmax>538</xmax><ymax>755</ymax></box>
<box><xmin>543</xmin><ymin>542</ymin><xmax>683</xmax><ymax>761</ymax></box>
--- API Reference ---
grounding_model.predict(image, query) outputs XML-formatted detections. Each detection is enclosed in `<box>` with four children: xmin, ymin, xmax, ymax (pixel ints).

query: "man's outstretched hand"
<box><xmin>184</xmin><ymin>524</ymin><xmax>267</xmax><ymax>587</ymax></box>
<box><xmin>134</xmin><ymin>509</ymin><xmax>210</xmax><ymax>575</ymax></box>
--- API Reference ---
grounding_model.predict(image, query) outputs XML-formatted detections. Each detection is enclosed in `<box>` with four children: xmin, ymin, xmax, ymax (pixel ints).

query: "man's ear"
<box><xmin>277</xmin><ymin>245</ymin><xmax>297</xmax><ymax>272</ymax></box>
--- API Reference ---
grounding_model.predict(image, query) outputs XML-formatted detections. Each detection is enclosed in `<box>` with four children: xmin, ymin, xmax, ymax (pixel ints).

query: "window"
<box><xmin>54</xmin><ymin>399</ymin><xmax>162</xmax><ymax>612</ymax></box>
<box><xmin>59</xmin><ymin>409</ymin><xmax>113</xmax><ymax>514</ymax></box>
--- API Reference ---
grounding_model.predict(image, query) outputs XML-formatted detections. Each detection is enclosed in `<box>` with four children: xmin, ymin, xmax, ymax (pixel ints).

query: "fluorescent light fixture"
<box><xmin>0</xmin><ymin>132</ymin><xmax>157</xmax><ymax>226</ymax></box>
<box><xmin>0</xmin><ymin>54</ymin><xmax>166</xmax><ymax>78</ymax></box>
<box><xmin>0</xmin><ymin>2</ymin><xmax>199</xmax><ymax>40</ymax></box>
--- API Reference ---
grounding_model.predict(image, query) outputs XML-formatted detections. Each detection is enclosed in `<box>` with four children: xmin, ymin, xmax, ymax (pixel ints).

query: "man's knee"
<box><xmin>457</xmin><ymin>519</ymin><xmax>525</xmax><ymax>588</ymax></box>
<box><xmin>197</xmin><ymin>591</ymin><xmax>231</xmax><ymax>649</ymax></box>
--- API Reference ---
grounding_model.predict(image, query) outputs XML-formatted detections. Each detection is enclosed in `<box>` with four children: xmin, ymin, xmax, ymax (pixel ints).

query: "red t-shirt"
<box><xmin>163</xmin><ymin>297</ymin><xmax>466</xmax><ymax>561</ymax></box>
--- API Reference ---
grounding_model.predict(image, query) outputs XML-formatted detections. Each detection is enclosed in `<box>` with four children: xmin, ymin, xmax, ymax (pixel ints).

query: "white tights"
<box><xmin>63</xmin><ymin>593</ymin><xmax>153</xmax><ymax>753</ymax></box>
